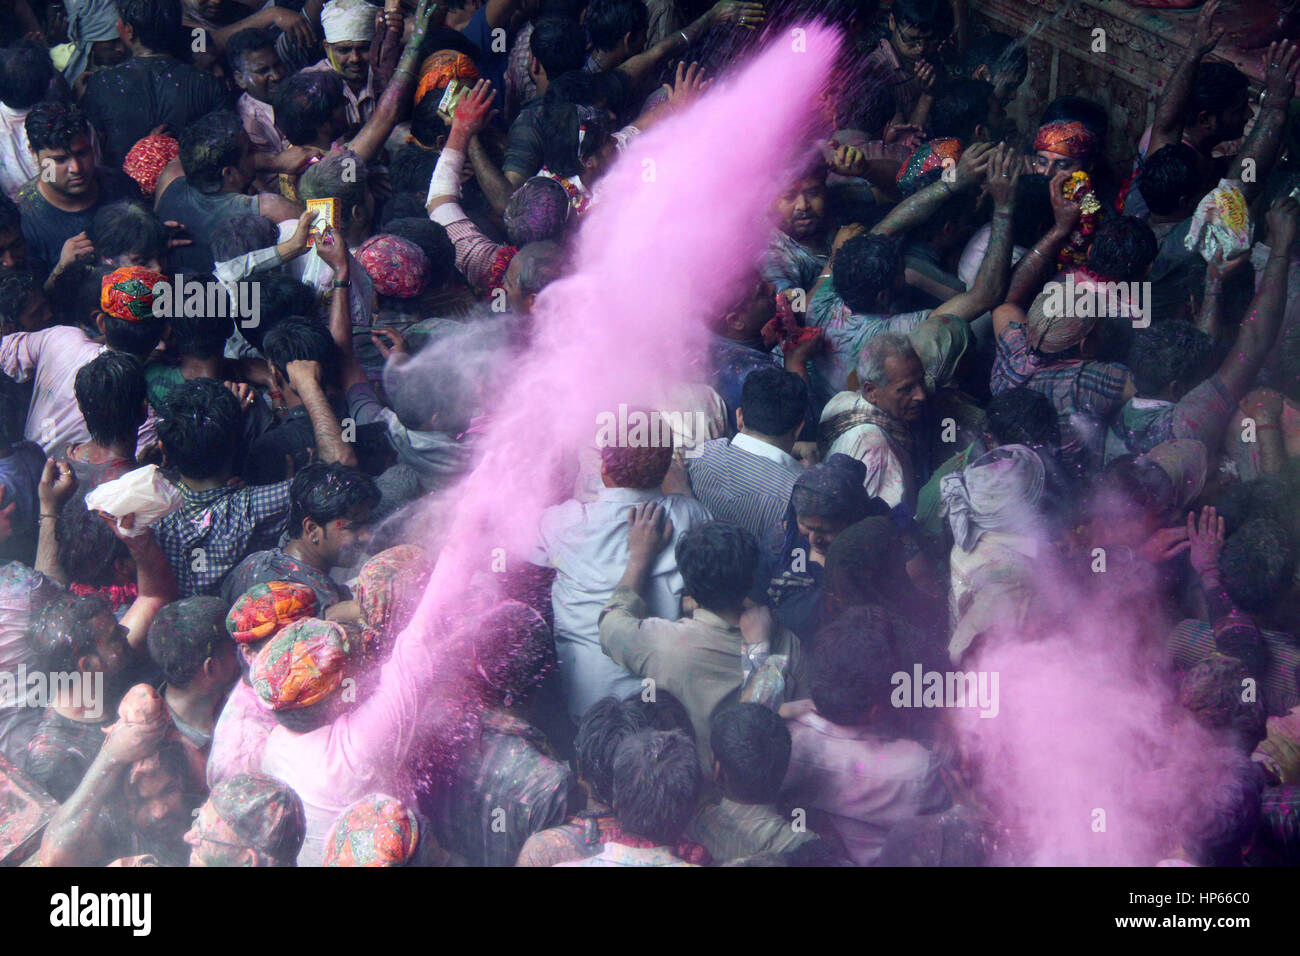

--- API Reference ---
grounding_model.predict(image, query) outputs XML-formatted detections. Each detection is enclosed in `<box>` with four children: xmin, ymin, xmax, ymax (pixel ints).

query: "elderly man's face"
<box><xmin>775</xmin><ymin>176</ymin><xmax>827</xmax><ymax>242</ymax></box>
<box><xmin>326</xmin><ymin>40</ymin><xmax>371</xmax><ymax>85</ymax></box>
<box><xmin>864</xmin><ymin>353</ymin><xmax>928</xmax><ymax>422</ymax></box>
<box><xmin>185</xmin><ymin>801</ymin><xmax>253</xmax><ymax>866</ymax></box>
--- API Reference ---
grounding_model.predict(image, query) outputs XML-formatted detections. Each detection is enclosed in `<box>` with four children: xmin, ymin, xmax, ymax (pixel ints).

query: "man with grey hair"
<box><xmin>505</xmin><ymin>240</ymin><xmax>567</xmax><ymax>315</ymax></box>
<box><xmin>818</xmin><ymin>332</ymin><xmax>928</xmax><ymax>508</ymax></box>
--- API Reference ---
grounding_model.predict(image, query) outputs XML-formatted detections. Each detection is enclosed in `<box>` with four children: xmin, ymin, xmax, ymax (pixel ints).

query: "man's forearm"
<box><xmin>127</xmin><ymin>531</ymin><xmax>177</xmax><ymax>605</ymax></box>
<box><xmin>348</xmin><ymin>17</ymin><xmax>435</xmax><ymax>162</ymax></box>
<box><xmin>299</xmin><ymin>379</ymin><xmax>357</xmax><ymax>466</ymax></box>
<box><xmin>872</xmin><ymin>180</ymin><xmax>968</xmax><ymax>237</ymax></box>
<box><xmin>1150</xmin><ymin>49</ymin><xmax>1202</xmax><ymax>151</ymax></box>
<box><xmin>969</xmin><ymin>205</ymin><xmax>1016</xmax><ymax>307</ymax></box>
<box><xmin>1230</xmin><ymin>98</ymin><xmax>1289</xmax><ymax>201</ymax></box>
<box><xmin>615</xmin><ymin>554</ymin><xmax>654</xmax><ymax>596</ymax></box>
<box><xmin>930</xmin><ymin>202</ymin><xmax>1017</xmax><ymax>321</ymax></box>
<box><xmin>1218</xmin><ymin>250</ymin><xmax>1288</xmax><ymax>397</ymax></box>
<box><xmin>1196</xmin><ymin>274</ymin><xmax>1225</xmax><ymax>342</ymax></box>
<box><xmin>331</xmin><ymin>265</ymin><xmax>369</xmax><ymax>390</ymax></box>
<box><xmin>35</xmin><ymin>513</ymin><xmax>65</xmax><ymax>584</ymax></box>
<box><xmin>1006</xmin><ymin>226</ymin><xmax>1068</xmax><ymax>307</ymax></box>
<box><xmin>469</xmin><ymin>136</ymin><xmax>512</xmax><ymax>217</ymax></box>
<box><xmin>38</xmin><ymin>749</ymin><xmax>125</xmax><ymax>866</ymax></box>
<box><xmin>618</xmin><ymin>6</ymin><xmax>712</xmax><ymax>91</ymax></box>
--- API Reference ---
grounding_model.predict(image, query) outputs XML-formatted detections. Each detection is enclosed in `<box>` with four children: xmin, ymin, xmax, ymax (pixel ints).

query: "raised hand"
<box><xmin>829</xmin><ymin>142</ymin><xmax>868</xmax><ymax>178</ymax></box>
<box><xmin>1186</xmin><ymin>505</ymin><xmax>1225</xmax><ymax>577</ymax></box>
<box><xmin>38</xmin><ymin>458</ymin><xmax>77</xmax><ymax>514</ymax></box>
<box><xmin>712</xmin><ymin>1</ymin><xmax>766</xmax><ymax>29</ymax></box>
<box><xmin>1047</xmin><ymin>170</ymin><xmax>1083</xmax><ymax>235</ymax></box>
<box><xmin>1192</xmin><ymin>0</ymin><xmax>1223</xmax><ymax>56</ymax></box>
<box><xmin>664</xmin><ymin>61</ymin><xmax>711</xmax><ymax>110</ymax></box>
<box><xmin>984</xmin><ymin>143</ymin><xmax>1020</xmax><ymax>208</ymax></box>
<box><xmin>451</xmin><ymin>79</ymin><xmax>498</xmax><ymax>139</ymax></box>
<box><xmin>315</xmin><ymin>226</ymin><xmax>350</xmax><ymax>274</ymax></box>
<box><xmin>914</xmin><ymin>59</ymin><xmax>937</xmax><ymax>92</ymax></box>
<box><xmin>1263</xmin><ymin>39</ymin><xmax>1300</xmax><ymax>101</ymax></box>
<box><xmin>953</xmin><ymin>141</ymin><xmax>995</xmax><ymax>189</ymax></box>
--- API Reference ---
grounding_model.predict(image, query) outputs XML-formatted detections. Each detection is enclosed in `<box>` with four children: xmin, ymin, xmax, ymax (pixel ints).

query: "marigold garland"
<box><xmin>1058</xmin><ymin>170</ymin><xmax>1101</xmax><ymax>268</ymax></box>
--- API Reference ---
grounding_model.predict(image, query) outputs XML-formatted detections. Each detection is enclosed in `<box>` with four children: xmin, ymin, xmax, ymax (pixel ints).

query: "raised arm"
<box><xmin>38</xmin><ymin>712</ymin><xmax>168</xmax><ymax>866</ymax></box>
<box><xmin>616</xmin><ymin>1</ymin><xmax>763</xmax><ymax>94</ymax></box>
<box><xmin>427</xmin><ymin>79</ymin><xmax>498</xmax><ymax>210</ymax></box>
<box><xmin>1148</xmin><ymin>0</ymin><xmax>1223</xmax><ymax>156</ymax></box>
<box><xmin>872</xmin><ymin>141</ymin><xmax>994</xmax><ymax>238</ymax></box>
<box><xmin>35</xmin><ymin>459</ymin><xmax>76</xmax><ymax>584</ymax></box>
<box><xmin>347</xmin><ymin>0</ymin><xmax>444</xmax><ymax>163</ymax></box>
<box><xmin>1213</xmin><ymin>196</ymin><xmax>1297</xmax><ymax>400</ymax></box>
<box><xmin>1227</xmin><ymin>40</ymin><xmax>1299</xmax><ymax>203</ymax></box>
<box><xmin>469</xmin><ymin>136</ymin><xmax>514</xmax><ymax>217</ymax></box>
<box><xmin>1194</xmin><ymin>248</ymin><xmax>1250</xmax><ymax>343</ymax></box>
<box><xmin>1000</xmin><ymin>170</ymin><xmax>1080</xmax><ymax>318</ymax></box>
<box><xmin>1187</xmin><ymin>505</ymin><xmax>1265</xmax><ymax>677</ymax></box>
<box><xmin>316</xmin><ymin>226</ymin><xmax>369</xmax><ymax>392</ymax></box>
<box><xmin>209</xmin><ymin>6</ymin><xmax>318</xmax><ymax>53</ymax></box>
<box><xmin>286</xmin><ymin>357</ymin><xmax>358</xmax><ymax>467</ymax></box>
<box><xmin>930</xmin><ymin>145</ymin><xmax>1019</xmax><ymax>323</ymax></box>
<box><xmin>111</xmin><ymin>518</ymin><xmax>178</xmax><ymax>654</ymax></box>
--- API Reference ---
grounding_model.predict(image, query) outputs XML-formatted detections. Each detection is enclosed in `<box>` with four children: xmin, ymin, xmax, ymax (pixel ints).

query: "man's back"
<box><xmin>533</xmin><ymin>489</ymin><xmax>711</xmax><ymax>722</ymax></box>
<box><xmin>687</xmin><ymin>435</ymin><xmax>804</xmax><ymax>539</ymax></box>
<box><xmin>425</xmin><ymin>710</ymin><xmax>577</xmax><ymax>867</ymax></box>
<box><xmin>779</xmin><ymin>708</ymin><xmax>949</xmax><ymax>866</ymax></box>
<box><xmin>154</xmin><ymin>177</ymin><xmax>258</xmax><ymax>274</ymax></box>
<box><xmin>82</xmin><ymin>57</ymin><xmax>231</xmax><ymax>165</ymax></box>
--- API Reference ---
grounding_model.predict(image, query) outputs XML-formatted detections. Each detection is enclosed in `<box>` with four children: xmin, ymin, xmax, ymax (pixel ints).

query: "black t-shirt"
<box><xmin>153</xmin><ymin>177</ymin><xmax>259</xmax><ymax>274</ymax></box>
<box><xmin>16</xmin><ymin>169</ymin><xmax>143</xmax><ymax>281</ymax></box>
<box><xmin>81</xmin><ymin>56</ymin><xmax>232</xmax><ymax>166</ymax></box>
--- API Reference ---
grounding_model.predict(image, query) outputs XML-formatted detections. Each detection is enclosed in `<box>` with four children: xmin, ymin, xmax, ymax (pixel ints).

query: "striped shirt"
<box><xmin>685</xmin><ymin>434</ymin><xmax>805</xmax><ymax>539</ymax></box>
<box><xmin>1168</xmin><ymin>617</ymin><xmax>1300</xmax><ymax>717</ymax></box>
<box><xmin>991</xmin><ymin>321</ymin><xmax>1130</xmax><ymax>476</ymax></box>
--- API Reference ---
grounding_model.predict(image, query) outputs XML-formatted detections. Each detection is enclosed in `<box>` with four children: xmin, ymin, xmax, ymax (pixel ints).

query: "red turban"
<box><xmin>122</xmin><ymin>135</ymin><xmax>180</xmax><ymax>199</ymax></box>
<box><xmin>357</xmin><ymin>234</ymin><xmax>430</xmax><ymax>298</ymax></box>
<box><xmin>1033</xmin><ymin>121</ymin><xmax>1097</xmax><ymax>161</ymax></box>
<box><xmin>226</xmin><ymin>581</ymin><xmax>320</xmax><ymax>644</ymax></box>
<box><xmin>414</xmin><ymin>51</ymin><xmax>480</xmax><ymax>106</ymax></box>
<box><xmin>101</xmin><ymin>267</ymin><xmax>166</xmax><ymax>322</ymax></box>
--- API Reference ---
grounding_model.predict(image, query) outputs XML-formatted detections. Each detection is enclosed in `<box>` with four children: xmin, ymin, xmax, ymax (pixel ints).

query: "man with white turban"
<box><xmin>305</xmin><ymin>0</ymin><xmax>381</xmax><ymax>126</ymax></box>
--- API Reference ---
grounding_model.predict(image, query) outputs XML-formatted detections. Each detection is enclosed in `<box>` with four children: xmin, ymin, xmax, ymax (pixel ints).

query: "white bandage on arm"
<box><xmin>426</xmin><ymin>145</ymin><xmax>467</xmax><ymax>215</ymax></box>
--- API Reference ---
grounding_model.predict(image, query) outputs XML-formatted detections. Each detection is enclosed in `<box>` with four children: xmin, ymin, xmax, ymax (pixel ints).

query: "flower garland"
<box><xmin>69</xmin><ymin>581</ymin><xmax>139</xmax><ymax>612</ymax></box>
<box><xmin>485</xmin><ymin>245</ymin><xmax>518</xmax><ymax>294</ymax></box>
<box><xmin>1058</xmin><ymin>170</ymin><xmax>1101</xmax><ymax>268</ymax></box>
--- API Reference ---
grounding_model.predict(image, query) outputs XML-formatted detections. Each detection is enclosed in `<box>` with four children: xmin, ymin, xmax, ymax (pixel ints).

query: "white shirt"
<box><xmin>0</xmin><ymin>103</ymin><xmax>36</xmax><ymax>201</ymax></box>
<box><xmin>730</xmin><ymin>431</ymin><xmax>799</xmax><ymax>468</ymax></box>
<box><xmin>530</xmin><ymin>487</ymin><xmax>712</xmax><ymax>722</ymax></box>
<box><xmin>820</xmin><ymin>391</ymin><xmax>912</xmax><ymax>509</ymax></box>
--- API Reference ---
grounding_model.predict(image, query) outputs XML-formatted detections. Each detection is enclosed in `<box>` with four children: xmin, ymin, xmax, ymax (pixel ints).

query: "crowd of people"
<box><xmin>0</xmin><ymin>0</ymin><xmax>1295</xmax><ymax>868</ymax></box>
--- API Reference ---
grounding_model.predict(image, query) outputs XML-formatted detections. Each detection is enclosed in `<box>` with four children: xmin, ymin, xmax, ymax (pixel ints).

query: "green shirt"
<box><xmin>914</xmin><ymin>443</ymin><xmax>973</xmax><ymax>545</ymax></box>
